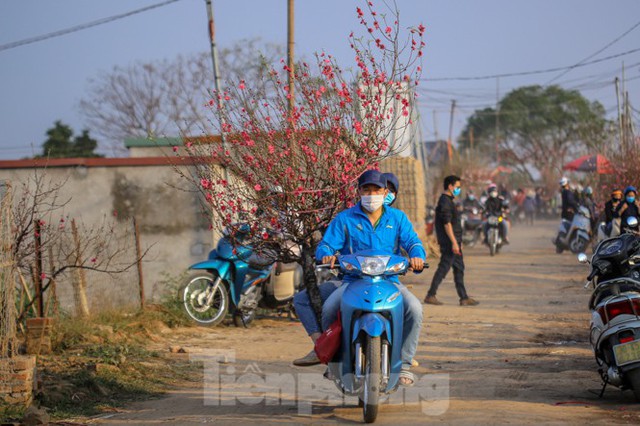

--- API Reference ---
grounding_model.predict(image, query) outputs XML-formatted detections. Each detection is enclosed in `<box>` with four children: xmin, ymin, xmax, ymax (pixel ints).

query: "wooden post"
<box><xmin>47</xmin><ymin>246</ymin><xmax>59</xmax><ymax>316</ymax></box>
<box><xmin>133</xmin><ymin>217</ymin><xmax>145</xmax><ymax>310</ymax></box>
<box><xmin>71</xmin><ymin>219</ymin><xmax>89</xmax><ymax>317</ymax></box>
<box><xmin>33</xmin><ymin>220</ymin><xmax>44</xmax><ymax>317</ymax></box>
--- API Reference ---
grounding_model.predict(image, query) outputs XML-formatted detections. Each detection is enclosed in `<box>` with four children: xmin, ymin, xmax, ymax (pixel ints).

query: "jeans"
<box><xmin>293</xmin><ymin>281</ymin><xmax>341</xmax><ymax>336</ymax></box>
<box><xmin>321</xmin><ymin>282</ymin><xmax>423</xmax><ymax>369</ymax></box>
<box><xmin>427</xmin><ymin>241</ymin><xmax>469</xmax><ymax>300</ymax></box>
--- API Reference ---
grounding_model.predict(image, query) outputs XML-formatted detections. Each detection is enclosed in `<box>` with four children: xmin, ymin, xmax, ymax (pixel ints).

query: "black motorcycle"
<box><xmin>579</xmin><ymin>217</ymin><xmax>640</xmax><ymax>400</ymax></box>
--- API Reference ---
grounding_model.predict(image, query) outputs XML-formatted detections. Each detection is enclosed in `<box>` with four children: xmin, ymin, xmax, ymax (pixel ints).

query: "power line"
<box><xmin>421</xmin><ymin>46</ymin><xmax>640</xmax><ymax>81</ymax></box>
<box><xmin>0</xmin><ymin>0</ymin><xmax>183</xmax><ymax>53</ymax></box>
<box><xmin>544</xmin><ymin>19</ymin><xmax>640</xmax><ymax>85</ymax></box>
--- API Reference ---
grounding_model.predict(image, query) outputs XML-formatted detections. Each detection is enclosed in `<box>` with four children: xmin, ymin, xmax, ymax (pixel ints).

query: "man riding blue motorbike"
<box><xmin>292</xmin><ymin>170</ymin><xmax>426</xmax><ymax>386</ymax></box>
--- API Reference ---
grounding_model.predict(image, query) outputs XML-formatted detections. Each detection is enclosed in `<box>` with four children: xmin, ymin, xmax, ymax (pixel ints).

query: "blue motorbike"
<box><xmin>325</xmin><ymin>250</ymin><xmax>421</xmax><ymax>423</ymax></box>
<box><xmin>181</xmin><ymin>224</ymin><xmax>302</xmax><ymax>327</ymax></box>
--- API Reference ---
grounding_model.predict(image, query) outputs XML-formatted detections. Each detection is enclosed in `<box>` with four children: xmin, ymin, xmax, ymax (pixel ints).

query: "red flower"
<box><xmin>254</xmin><ymin>184</ymin><xmax>262</xmax><ymax>191</ymax></box>
<box><xmin>385</xmin><ymin>26</ymin><xmax>392</xmax><ymax>34</ymax></box>
<box><xmin>172</xmin><ymin>146</ymin><xmax>179</xmax><ymax>152</ymax></box>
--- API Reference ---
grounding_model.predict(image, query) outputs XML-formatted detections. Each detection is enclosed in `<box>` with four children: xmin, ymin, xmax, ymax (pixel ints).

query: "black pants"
<box><xmin>427</xmin><ymin>240</ymin><xmax>469</xmax><ymax>300</ymax></box>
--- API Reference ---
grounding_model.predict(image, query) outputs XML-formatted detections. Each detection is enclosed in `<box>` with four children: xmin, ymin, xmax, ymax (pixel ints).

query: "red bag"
<box><xmin>314</xmin><ymin>312</ymin><xmax>342</xmax><ymax>364</ymax></box>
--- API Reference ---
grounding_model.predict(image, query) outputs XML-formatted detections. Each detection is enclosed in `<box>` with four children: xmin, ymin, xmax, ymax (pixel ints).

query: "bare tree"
<box><xmin>174</xmin><ymin>1</ymin><xmax>425</xmax><ymax>317</ymax></box>
<box><xmin>10</xmin><ymin>169</ymin><xmax>148</xmax><ymax>320</ymax></box>
<box><xmin>79</xmin><ymin>39</ymin><xmax>285</xmax><ymax>154</ymax></box>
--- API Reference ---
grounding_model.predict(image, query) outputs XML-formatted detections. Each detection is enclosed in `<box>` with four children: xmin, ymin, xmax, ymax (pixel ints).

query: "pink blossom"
<box><xmin>172</xmin><ymin>146</ymin><xmax>178</xmax><ymax>152</ymax></box>
<box><xmin>40</xmin><ymin>273</ymin><xmax>46</xmax><ymax>280</ymax></box>
<box><xmin>254</xmin><ymin>184</ymin><xmax>262</xmax><ymax>191</ymax></box>
<box><xmin>201</xmin><ymin>178</ymin><xmax>212</xmax><ymax>189</ymax></box>
<box><xmin>239</xmin><ymin>80</ymin><xmax>246</xmax><ymax>90</ymax></box>
<box><xmin>385</xmin><ymin>26</ymin><xmax>392</xmax><ymax>34</ymax></box>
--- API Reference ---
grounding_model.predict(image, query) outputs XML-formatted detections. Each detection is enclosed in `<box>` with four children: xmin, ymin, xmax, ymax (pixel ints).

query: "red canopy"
<box><xmin>563</xmin><ymin>154</ymin><xmax>614</xmax><ymax>174</ymax></box>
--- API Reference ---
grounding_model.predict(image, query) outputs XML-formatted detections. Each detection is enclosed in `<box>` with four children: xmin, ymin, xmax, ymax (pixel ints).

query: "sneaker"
<box><xmin>459</xmin><ymin>297</ymin><xmax>480</xmax><ymax>306</ymax></box>
<box><xmin>424</xmin><ymin>295</ymin><xmax>443</xmax><ymax>305</ymax></box>
<box><xmin>293</xmin><ymin>349</ymin><xmax>321</xmax><ymax>366</ymax></box>
<box><xmin>411</xmin><ymin>358</ymin><xmax>419</xmax><ymax>367</ymax></box>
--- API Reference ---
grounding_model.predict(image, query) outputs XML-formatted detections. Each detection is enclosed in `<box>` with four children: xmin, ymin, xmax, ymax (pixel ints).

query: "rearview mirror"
<box><xmin>627</xmin><ymin>216</ymin><xmax>638</xmax><ymax>228</ymax></box>
<box><xmin>577</xmin><ymin>253</ymin><xmax>589</xmax><ymax>264</ymax></box>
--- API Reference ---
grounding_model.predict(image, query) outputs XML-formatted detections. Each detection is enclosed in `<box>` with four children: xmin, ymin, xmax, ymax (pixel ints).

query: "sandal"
<box><xmin>399</xmin><ymin>368</ymin><xmax>415</xmax><ymax>387</ymax></box>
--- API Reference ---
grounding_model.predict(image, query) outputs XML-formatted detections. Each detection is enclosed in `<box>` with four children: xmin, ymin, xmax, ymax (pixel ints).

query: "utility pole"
<box><xmin>205</xmin><ymin>0</ymin><xmax>229</xmax><ymax>244</ymax></box>
<box><xmin>495</xmin><ymin>77</ymin><xmax>501</xmax><ymax>164</ymax></box>
<box><xmin>447</xmin><ymin>100</ymin><xmax>456</xmax><ymax>164</ymax></box>
<box><xmin>287</xmin><ymin>0</ymin><xmax>295</xmax><ymax>114</ymax></box>
<box><xmin>615</xmin><ymin>77</ymin><xmax>623</xmax><ymax>150</ymax></box>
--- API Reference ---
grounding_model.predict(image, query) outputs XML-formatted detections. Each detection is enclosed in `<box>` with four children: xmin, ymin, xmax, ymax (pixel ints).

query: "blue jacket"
<box><xmin>316</xmin><ymin>203</ymin><xmax>426</xmax><ymax>281</ymax></box>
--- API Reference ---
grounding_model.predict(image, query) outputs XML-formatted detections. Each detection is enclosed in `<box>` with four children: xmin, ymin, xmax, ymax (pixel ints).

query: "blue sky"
<box><xmin>1</xmin><ymin>0</ymin><xmax>639</xmax><ymax>159</ymax></box>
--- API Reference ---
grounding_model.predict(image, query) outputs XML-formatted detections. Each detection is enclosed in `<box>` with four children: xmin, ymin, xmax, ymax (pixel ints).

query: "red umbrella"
<box><xmin>563</xmin><ymin>154</ymin><xmax>614</xmax><ymax>174</ymax></box>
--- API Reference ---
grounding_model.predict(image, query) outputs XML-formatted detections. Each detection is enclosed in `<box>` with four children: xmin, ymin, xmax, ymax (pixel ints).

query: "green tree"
<box><xmin>40</xmin><ymin>121</ymin><xmax>101</xmax><ymax>158</ymax></box>
<box><xmin>459</xmin><ymin>85</ymin><xmax>610</xmax><ymax>183</ymax></box>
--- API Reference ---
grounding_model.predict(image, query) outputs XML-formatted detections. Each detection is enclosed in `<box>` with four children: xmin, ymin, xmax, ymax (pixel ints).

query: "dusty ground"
<box><xmin>85</xmin><ymin>220</ymin><xmax>640</xmax><ymax>425</ymax></box>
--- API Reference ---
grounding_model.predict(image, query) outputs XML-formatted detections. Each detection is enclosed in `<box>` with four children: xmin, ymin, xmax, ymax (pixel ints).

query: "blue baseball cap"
<box><xmin>358</xmin><ymin>170</ymin><xmax>387</xmax><ymax>188</ymax></box>
<box><xmin>381</xmin><ymin>172</ymin><xmax>399</xmax><ymax>193</ymax></box>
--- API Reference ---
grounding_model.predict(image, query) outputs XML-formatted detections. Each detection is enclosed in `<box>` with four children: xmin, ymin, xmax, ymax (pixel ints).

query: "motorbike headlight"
<box><xmin>357</xmin><ymin>256</ymin><xmax>390</xmax><ymax>276</ymax></box>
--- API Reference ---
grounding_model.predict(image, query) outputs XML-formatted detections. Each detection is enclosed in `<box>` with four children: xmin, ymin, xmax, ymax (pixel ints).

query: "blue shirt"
<box><xmin>316</xmin><ymin>203</ymin><xmax>426</xmax><ymax>281</ymax></box>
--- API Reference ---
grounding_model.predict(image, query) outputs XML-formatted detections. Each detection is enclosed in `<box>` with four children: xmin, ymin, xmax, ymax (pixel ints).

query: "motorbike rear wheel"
<box><xmin>627</xmin><ymin>368</ymin><xmax>640</xmax><ymax>402</ymax></box>
<box><xmin>362</xmin><ymin>335</ymin><xmax>381</xmax><ymax>423</ymax></box>
<box><xmin>181</xmin><ymin>272</ymin><xmax>229</xmax><ymax>326</ymax></box>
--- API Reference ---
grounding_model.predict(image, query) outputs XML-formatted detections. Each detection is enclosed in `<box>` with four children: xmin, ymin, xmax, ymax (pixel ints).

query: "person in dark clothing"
<box><xmin>615</xmin><ymin>186</ymin><xmax>640</xmax><ymax>227</ymax></box>
<box><xmin>462</xmin><ymin>190</ymin><xmax>483</xmax><ymax>211</ymax></box>
<box><xmin>483</xmin><ymin>184</ymin><xmax>509</xmax><ymax>244</ymax></box>
<box><xmin>559</xmin><ymin>177</ymin><xmax>579</xmax><ymax>221</ymax></box>
<box><xmin>424</xmin><ymin>175</ymin><xmax>479</xmax><ymax>306</ymax></box>
<box><xmin>604</xmin><ymin>189</ymin><xmax>623</xmax><ymax>223</ymax></box>
<box><xmin>601</xmin><ymin>189</ymin><xmax>623</xmax><ymax>237</ymax></box>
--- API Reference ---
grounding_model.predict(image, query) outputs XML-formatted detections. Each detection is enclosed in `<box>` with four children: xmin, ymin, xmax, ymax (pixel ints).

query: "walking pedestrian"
<box><xmin>424</xmin><ymin>175</ymin><xmax>479</xmax><ymax>306</ymax></box>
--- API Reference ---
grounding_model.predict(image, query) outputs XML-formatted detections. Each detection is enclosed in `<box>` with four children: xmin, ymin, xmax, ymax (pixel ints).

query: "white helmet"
<box><xmin>559</xmin><ymin>177</ymin><xmax>569</xmax><ymax>187</ymax></box>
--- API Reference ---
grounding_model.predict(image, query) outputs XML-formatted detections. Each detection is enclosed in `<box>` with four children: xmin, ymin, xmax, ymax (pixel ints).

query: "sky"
<box><xmin>1</xmin><ymin>0</ymin><xmax>639</xmax><ymax>159</ymax></box>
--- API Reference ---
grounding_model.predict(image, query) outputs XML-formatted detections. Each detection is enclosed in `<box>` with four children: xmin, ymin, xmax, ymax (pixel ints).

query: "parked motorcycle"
<box><xmin>461</xmin><ymin>206</ymin><xmax>484</xmax><ymax>248</ymax></box>
<box><xmin>485</xmin><ymin>214</ymin><xmax>504</xmax><ymax>256</ymax></box>
<box><xmin>555</xmin><ymin>205</ymin><xmax>592</xmax><ymax>254</ymax></box>
<box><xmin>320</xmin><ymin>250</ymin><xmax>423</xmax><ymax>423</ymax></box>
<box><xmin>579</xmin><ymin>216</ymin><xmax>640</xmax><ymax>400</ymax></box>
<box><xmin>596</xmin><ymin>219</ymin><xmax>621</xmax><ymax>247</ymax></box>
<box><xmin>181</xmin><ymin>223</ymin><xmax>302</xmax><ymax>327</ymax></box>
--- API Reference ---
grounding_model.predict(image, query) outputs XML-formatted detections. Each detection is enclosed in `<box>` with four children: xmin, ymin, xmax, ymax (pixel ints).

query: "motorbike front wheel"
<box><xmin>362</xmin><ymin>335</ymin><xmax>381</xmax><ymax>423</ymax></box>
<box><xmin>181</xmin><ymin>272</ymin><xmax>229</xmax><ymax>326</ymax></box>
<box><xmin>489</xmin><ymin>229</ymin><xmax>498</xmax><ymax>257</ymax></box>
<box><xmin>570</xmin><ymin>237</ymin><xmax>588</xmax><ymax>254</ymax></box>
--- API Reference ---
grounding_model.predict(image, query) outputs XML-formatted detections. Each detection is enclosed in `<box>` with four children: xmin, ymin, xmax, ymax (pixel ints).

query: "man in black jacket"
<box><xmin>424</xmin><ymin>175</ymin><xmax>479</xmax><ymax>306</ymax></box>
<box><xmin>559</xmin><ymin>177</ymin><xmax>579</xmax><ymax>221</ymax></box>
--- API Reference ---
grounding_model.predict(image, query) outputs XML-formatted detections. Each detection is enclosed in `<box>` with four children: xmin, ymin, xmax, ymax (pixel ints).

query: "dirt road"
<box><xmin>91</xmin><ymin>220</ymin><xmax>640</xmax><ymax>425</ymax></box>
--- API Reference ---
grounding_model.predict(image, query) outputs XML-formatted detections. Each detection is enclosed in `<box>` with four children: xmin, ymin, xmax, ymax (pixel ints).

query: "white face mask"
<box><xmin>361</xmin><ymin>194</ymin><xmax>385</xmax><ymax>212</ymax></box>
<box><xmin>489</xmin><ymin>191</ymin><xmax>498</xmax><ymax>198</ymax></box>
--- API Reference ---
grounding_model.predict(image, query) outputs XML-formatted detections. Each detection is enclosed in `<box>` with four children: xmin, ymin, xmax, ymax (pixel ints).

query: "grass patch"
<box><xmin>34</xmin><ymin>290</ymin><xmax>199</xmax><ymax>420</ymax></box>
